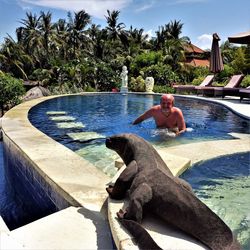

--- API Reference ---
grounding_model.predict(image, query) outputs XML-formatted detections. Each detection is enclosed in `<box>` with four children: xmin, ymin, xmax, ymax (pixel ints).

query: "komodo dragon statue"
<box><xmin>105</xmin><ymin>133</ymin><xmax>240</xmax><ymax>250</ymax></box>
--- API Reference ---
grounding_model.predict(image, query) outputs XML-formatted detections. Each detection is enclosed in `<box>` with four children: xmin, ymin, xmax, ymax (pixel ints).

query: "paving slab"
<box><xmin>9</xmin><ymin>206</ymin><xmax>113</xmax><ymax>250</ymax></box>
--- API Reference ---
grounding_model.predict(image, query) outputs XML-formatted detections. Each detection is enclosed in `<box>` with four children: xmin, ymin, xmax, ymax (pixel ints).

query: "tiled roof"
<box><xmin>184</xmin><ymin>43</ymin><xmax>206</xmax><ymax>54</ymax></box>
<box><xmin>185</xmin><ymin>58</ymin><xmax>210</xmax><ymax>67</ymax></box>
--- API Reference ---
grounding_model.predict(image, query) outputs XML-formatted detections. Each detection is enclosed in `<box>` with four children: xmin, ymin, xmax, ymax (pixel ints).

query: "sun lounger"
<box><xmin>239</xmin><ymin>87</ymin><xmax>250</xmax><ymax>102</ymax></box>
<box><xmin>173</xmin><ymin>75</ymin><xmax>214</xmax><ymax>94</ymax></box>
<box><xmin>199</xmin><ymin>74</ymin><xmax>244</xmax><ymax>97</ymax></box>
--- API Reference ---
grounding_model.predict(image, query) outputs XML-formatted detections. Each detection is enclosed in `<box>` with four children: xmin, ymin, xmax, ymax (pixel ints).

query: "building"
<box><xmin>184</xmin><ymin>43</ymin><xmax>210</xmax><ymax>67</ymax></box>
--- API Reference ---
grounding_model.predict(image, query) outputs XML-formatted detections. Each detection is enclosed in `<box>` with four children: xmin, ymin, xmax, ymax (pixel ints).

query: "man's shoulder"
<box><xmin>152</xmin><ymin>105</ymin><xmax>161</xmax><ymax>110</ymax></box>
<box><xmin>149</xmin><ymin>105</ymin><xmax>161</xmax><ymax>112</ymax></box>
<box><xmin>172</xmin><ymin>107</ymin><xmax>183</xmax><ymax>115</ymax></box>
<box><xmin>145</xmin><ymin>105</ymin><xmax>160</xmax><ymax>115</ymax></box>
<box><xmin>173</xmin><ymin>106</ymin><xmax>181</xmax><ymax>111</ymax></box>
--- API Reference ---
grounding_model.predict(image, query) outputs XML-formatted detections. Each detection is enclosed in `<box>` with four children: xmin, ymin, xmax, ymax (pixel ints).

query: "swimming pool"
<box><xmin>29</xmin><ymin>93</ymin><xmax>249</xmax><ymax>176</ymax></box>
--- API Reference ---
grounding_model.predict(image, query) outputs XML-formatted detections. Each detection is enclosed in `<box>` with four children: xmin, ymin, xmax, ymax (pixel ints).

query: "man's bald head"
<box><xmin>161</xmin><ymin>94</ymin><xmax>174</xmax><ymax>104</ymax></box>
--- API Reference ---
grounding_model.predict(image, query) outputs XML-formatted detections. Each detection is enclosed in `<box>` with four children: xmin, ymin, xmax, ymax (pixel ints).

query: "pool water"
<box><xmin>28</xmin><ymin>94</ymin><xmax>249</xmax><ymax>176</ymax></box>
<box><xmin>181</xmin><ymin>152</ymin><xmax>250</xmax><ymax>250</ymax></box>
<box><xmin>29</xmin><ymin>94</ymin><xmax>249</xmax><ymax>146</ymax></box>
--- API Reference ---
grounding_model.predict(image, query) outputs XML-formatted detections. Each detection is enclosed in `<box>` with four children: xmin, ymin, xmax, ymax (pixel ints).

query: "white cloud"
<box><xmin>143</xmin><ymin>29</ymin><xmax>153</xmax><ymax>40</ymax></box>
<box><xmin>19</xmin><ymin>0</ymin><xmax>132</xmax><ymax>19</ymax></box>
<box><xmin>195</xmin><ymin>33</ymin><xmax>212</xmax><ymax>50</ymax></box>
<box><xmin>135</xmin><ymin>1</ymin><xmax>155</xmax><ymax>12</ymax></box>
<box><xmin>171</xmin><ymin>0</ymin><xmax>207</xmax><ymax>4</ymax></box>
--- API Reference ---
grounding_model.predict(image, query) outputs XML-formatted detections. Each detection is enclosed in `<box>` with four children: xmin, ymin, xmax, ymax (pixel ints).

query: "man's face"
<box><xmin>160</xmin><ymin>97</ymin><xmax>173</xmax><ymax>111</ymax></box>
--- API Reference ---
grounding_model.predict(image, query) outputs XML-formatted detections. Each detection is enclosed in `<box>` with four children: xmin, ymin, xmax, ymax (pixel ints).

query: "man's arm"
<box><xmin>175</xmin><ymin>109</ymin><xmax>186</xmax><ymax>135</ymax></box>
<box><xmin>132</xmin><ymin>110</ymin><xmax>153</xmax><ymax>125</ymax></box>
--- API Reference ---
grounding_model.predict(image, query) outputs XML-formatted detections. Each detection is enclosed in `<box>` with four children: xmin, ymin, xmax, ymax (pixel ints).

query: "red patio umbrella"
<box><xmin>209</xmin><ymin>33</ymin><xmax>224</xmax><ymax>73</ymax></box>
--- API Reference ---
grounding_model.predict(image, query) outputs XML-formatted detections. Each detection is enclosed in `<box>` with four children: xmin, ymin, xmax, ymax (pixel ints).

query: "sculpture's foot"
<box><xmin>117</xmin><ymin>209</ymin><xmax>126</xmax><ymax>219</ymax></box>
<box><xmin>106</xmin><ymin>186</ymin><xmax>113</xmax><ymax>195</ymax></box>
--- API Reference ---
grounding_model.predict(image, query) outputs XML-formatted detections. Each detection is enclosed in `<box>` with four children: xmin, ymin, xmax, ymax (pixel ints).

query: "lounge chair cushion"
<box><xmin>225</xmin><ymin>74</ymin><xmax>244</xmax><ymax>88</ymax></box>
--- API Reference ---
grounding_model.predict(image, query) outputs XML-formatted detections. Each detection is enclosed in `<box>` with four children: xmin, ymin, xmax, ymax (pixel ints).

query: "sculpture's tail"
<box><xmin>119</xmin><ymin>218</ymin><xmax>162</xmax><ymax>250</ymax></box>
<box><xmin>228</xmin><ymin>236</ymin><xmax>241</xmax><ymax>250</ymax></box>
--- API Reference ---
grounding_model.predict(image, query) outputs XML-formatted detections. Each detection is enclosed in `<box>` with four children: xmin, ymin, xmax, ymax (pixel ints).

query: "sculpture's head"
<box><xmin>122</xmin><ymin>66</ymin><xmax>127</xmax><ymax>71</ymax></box>
<box><xmin>106</xmin><ymin>133</ymin><xmax>136</xmax><ymax>164</ymax></box>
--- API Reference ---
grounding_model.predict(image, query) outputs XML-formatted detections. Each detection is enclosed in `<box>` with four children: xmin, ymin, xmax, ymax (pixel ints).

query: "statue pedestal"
<box><xmin>120</xmin><ymin>87</ymin><xmax>128</xmax><ymax>94</ymax></box>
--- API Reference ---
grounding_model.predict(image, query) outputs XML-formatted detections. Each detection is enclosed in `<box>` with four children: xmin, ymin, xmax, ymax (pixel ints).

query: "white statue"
<box><xmin>120</xmin><ymin>66</ymin><xmax>128</xmax><ymax>88</ymax></box>
<box><xmin>145</xmin><ymin>77</ymin><xmax>154</xmax><ymax>92</ymax></box>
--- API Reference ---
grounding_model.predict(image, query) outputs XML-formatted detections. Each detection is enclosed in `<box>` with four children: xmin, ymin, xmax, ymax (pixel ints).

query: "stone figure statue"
<box><xmin>120</xmin><ymin>66</ymin><xmax>128</xmax><ymax>88</ymax></box>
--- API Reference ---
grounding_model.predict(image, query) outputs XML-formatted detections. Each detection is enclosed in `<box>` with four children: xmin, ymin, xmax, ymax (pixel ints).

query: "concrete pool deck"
<box><xmin>0</xmin><ymin>93</ymin><xmax>249</xmax><ymax>250</ymax></box>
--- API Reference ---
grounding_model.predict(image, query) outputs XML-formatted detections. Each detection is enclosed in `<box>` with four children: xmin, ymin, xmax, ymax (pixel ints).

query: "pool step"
<box><xmin>114</xmin><ymin>150</ymin><xmax>191</xmax><ymax>177</ymax></box>
<box><xmin>4</xmin><ymin>206</ymin><xmax>113</xmax><ymax>250</ymax></box>
<box><xmin>164</xmin><ymin>135</ymin><xmax>250</xmax><ymax>165</ymax></box>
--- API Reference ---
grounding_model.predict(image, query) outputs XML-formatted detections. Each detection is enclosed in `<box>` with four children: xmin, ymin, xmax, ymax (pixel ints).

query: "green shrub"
<box><xmin>130</xmin><ymin>51</ymin><xmax>163</xmax><ymax>76</ymax></box>
<box><xmin>217</xmin><ymin>64</ymin><xmax>234</xmax><ymax>82</ymax></box>
<box><xmin>241</xmin><ymin>75</ymin><xmax>250</xmax><ymax>88</ymax></box>
<box><xmin>129</xmin><ymin>76</ymin><xmax>145</xmax><ymax>92</ymax></box>
<box><xmin>191</xmin><ymin>76</ymin><xmax>205</xmax><ymax>86</ymax></box>
<box><xmin>0</xmin><ymin>73</ymin><xmax>25</xmax><ymax>115</ymax></box>
<box><xmin>84</xmin><ymin>85</ymin><xmax>96</xmax><ymax>92</ymax></box>
<box><xmin>153</xmin><ymin>85</ymin><xmax>175</xmax><ymax>94</ymax></box>
<box><xmin>192</xmin><ymin>66</ymin><xmax>210</xmax><ymax>78</ymax></box>
<box><xmin>143</xmin><ymin>63</ymin><xmax>179</xmax><ymax>86</ymax></box>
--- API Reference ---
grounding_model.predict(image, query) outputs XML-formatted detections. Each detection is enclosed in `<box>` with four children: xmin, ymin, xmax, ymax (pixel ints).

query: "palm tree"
<box><xmin>154</xmin><ymin>20</ymin><xmax>191</xmax><ymax>72</ymax></box>
<box><xmin>39</xmin><ymin>11</ymin><xmax>54</xmax><ymax>58</ymax></box>
<box><xmin>155</xmin><ymin>25</ymin><xmax>166</xmax><ymax>50</ymax></box>
<box><xmin>0</xmin><ymin>36</ymin><xmax>31</xmax><ymax>79</ymax></box>
<box><xmin>126</xmin><ymin>26</ymin><xmax>149</xmax><ymax>56</ymax></box>
<box><xmin>87</xmin><ymin>24</ymin><xmax>108</xmax><ymax>60</ymax></box>
<box><xmin>165</xmin><ymin>20</ymin><xmax>183</xmax><ymax>39</ymax></box>
<box><xmin>67</xmin><ymin>10</ymin><xmax>91</xmax><ymax>58</ymax></box>
<box><xmin>53</xmin><ymin>18</ymin><xmax>69</xmax><ymax>60</ymax></box>
<box><xmin>19</xmin><ymin>12</ymin><xmax>42</xmax><ymax>54</ymax></box>
<box><xmin>105</xmin><ymin>10</ymin><xmax>125</xmax><ymax>41</ymax></box>
<box><xmin>155</xmin><ymin>20</ymin><xmax>185</xmax><ymax>50</ymax></box>
<box><xmin>18</xmin><ymin>12</ymin><xmax>44</xmax><ymax>68</ymax></box>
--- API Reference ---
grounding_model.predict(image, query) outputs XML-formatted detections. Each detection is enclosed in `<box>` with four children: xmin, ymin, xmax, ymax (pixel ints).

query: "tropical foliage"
<box><xmin>0</xmin><ymin>10</ymin><xmax>192</xmax><ymax>92</ymax></box>
<box><xmin>0</xmin><ymin>9</ymin><xmax>249</xmax><ymax>97</ymax></box>
<box><xmin>0</xmin><ymin>72</ymin><xmax>25</xmax><ymax>115</ymax></box>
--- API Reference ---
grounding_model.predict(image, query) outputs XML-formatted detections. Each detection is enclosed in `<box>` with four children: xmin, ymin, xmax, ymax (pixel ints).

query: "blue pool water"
<box><xmin>28</xmin><ymin>94</ymin><xmax>249</xmax><ymax>176</ymax></box>
<box><xmin>181</xmin><ymin>152</ymin><xmax>250</xmax><ymax>250</ymax></box>
<box><xmin>29</xmin><ymin>94</ymin><xmax>249</xmax><ymax>146</ymax></box>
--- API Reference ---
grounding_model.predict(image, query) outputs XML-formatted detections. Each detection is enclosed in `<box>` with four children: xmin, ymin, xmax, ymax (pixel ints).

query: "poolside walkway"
<box><xmin>174</xmin><ymin>94</ymin><xmax>250</xmax><ymax>120</ymax></box>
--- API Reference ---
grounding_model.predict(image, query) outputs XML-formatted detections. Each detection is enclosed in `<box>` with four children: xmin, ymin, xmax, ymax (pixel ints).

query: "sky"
<box><xmin>0</xmin><ymin>0</ymin><xmax>249</xmax><ymax>50</ymax></box>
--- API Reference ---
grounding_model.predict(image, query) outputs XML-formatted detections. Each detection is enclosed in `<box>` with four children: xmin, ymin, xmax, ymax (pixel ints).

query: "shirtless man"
<box><xmin>132</xmin><ymin>94</ymin><xmax>186</xmax><ymax>136</ymax></box>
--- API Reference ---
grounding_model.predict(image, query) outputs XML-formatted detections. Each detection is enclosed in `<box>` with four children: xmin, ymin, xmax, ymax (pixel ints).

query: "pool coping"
<box><xmin>1</xmin><ymin>92</ymin><xmax>250</xmax><ymax>249</ymax></box>
<box><xmin>1</xmin><ymin>93</ymin><xmax>113</xmax><ymax>209</ymax></box>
